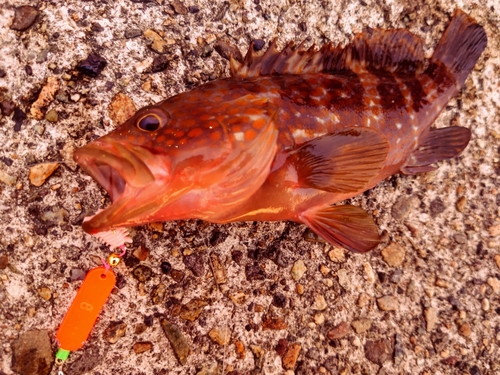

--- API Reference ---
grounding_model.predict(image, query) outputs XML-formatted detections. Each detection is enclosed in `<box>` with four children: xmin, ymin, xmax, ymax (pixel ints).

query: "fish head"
<box><xmin>73</xmin><ymin>99</ymin><xmax>235</xmax><ymax>234</ymax></box>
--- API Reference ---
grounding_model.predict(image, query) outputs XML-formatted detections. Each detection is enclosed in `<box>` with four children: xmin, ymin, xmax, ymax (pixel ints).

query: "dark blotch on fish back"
<box><xmin>424</xmin><ymin>61</ymin><xmax>455</xmax><ymax>94</ymax></box>
<box><xmin>403</xmin><ymin>75</ymin><xmax>428</xmax><ymax>112</ymax></box>
<box><xmin>326</xmin><ymin>71</ymin><xmax>364</xmax><ymax>113</ymax></box>
<box><xmin>376</xmin><ymin>74</ymin><xmax>405</xmax><ymax>111</ymax></box>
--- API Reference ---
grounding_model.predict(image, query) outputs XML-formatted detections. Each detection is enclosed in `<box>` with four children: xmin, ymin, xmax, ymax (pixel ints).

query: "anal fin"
<box><xmin>402</xmin><ymin>126</ymin><xmax>471</xmax><ymax>175</ymax></box>
<box><xmin>300</xmin><ymin>205</ymin><xmax>380</xmax><ymax>253</ymax></box>
<box><xmin>288</xmin><ymin>128</ymin><xmax>389</xmax><ymax>193</ymax></box>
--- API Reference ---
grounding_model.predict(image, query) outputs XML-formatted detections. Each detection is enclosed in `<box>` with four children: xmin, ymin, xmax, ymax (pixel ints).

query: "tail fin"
<box><xmin>431</xmin><ymin>9</ymin><xmax>487</xmax><ymax>88</ymax></box>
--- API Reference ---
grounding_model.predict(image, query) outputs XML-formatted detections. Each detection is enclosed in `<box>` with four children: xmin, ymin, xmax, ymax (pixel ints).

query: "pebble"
<box><xmin>327</xmin><ymin>247</ymin><xmax>345</xmax><ymax>262</ymax></box>
<box><xmin>11</xmin><ymin>330</ymin><xmax>53</xmax><ymax>375</ymax></box>
<box><xmin>77</xmin><ymin>54</ymin><xmax>107</xmax><ymax>77</ymax></box>
<box><xmin>134</xmin><ymin>323</ymin><xmax>147</xmax><ymax>335</ymax></box>
<box><xmin>429</xmin><ymin>197</ymin><xmax>446</xmax><ymax>217</ymax></box>
<box><xmin>183</xmin><ymin>253</ymin><xmax>205</xmax><ymax>276</ymax></box>
<box><xmin>151</xmin><ymin>283</ymin><xmax>167</xmax><ymax>305</ymax></box>
<box><xmin>250</xmin><ymin>345</ymin><xmax>265</xmax><ymax>368</ymax></box>
<box><xmin>37</xmin><ymin>286</ymin><xmax>52</xmax><ymax>301</ymax></box>
<box><xmin>179</xmin><ymin>298</ymin><xmax>208</xmax><ymax>321</ymax></box>
<box><xmin>160</xmin><ymin>261</ymin><xmax>172</xmax><ymax>274</ymax></box>
<box><xmin>108</xmin><ymin>93</ymin><xmax>136</xmax><ymax>125</ymax></box>
<box><xmin>125</xmin><ymin>28</ymin><xmax>142</xmax><ymax>39</ymax></box>
<box><xmin>132</xmin><ymin>265</ymin><xmax>153</xmax><ymax>282</ymax></box>
<box><xmin>314</xmin><ymin>313</ymin><xmax>325</xmax><ymax>325</ymax></box>
<box><xmin>435</xmin><ymin>278</ymin><xmax>450</xmax><ymax>288</ymax></box>
<box><xmin>229</xmin><ymin>292</ymin><xmax>248</xmax><ymax>305</ymax></box>
<box><xmin>234</xmin><ymin>340</ymin><xmax>245</xmax><ymax>359</ymax></box>
<box><xmin>327</xmin><ymin>321</ymin><xmax>350</xmax><ymax>339</ymax></box>
<box><xmin>35</xmin><ymin>124</ymin><xmax>45</xmax><ymax>134</ymax></box>
<box><xmin>377</xmin><ymin>296</ymin><xmax>398</xmax><ymax>311</ymax></box>
<box><xmin>0</xmin><ymin>169</ymin><xmax>16</xmax><ymax>186</ymax></box>
<box><xmin>351</xmin><ymin>318</ymin><xmax>371</xmax><ymax>334</ymax></box>
<box><xmin>170</xmin><ymin>269</ymin><xmax>185</xmax><ymax>282</ymax></box>
<box><xmin>70</xmin><ymin>268</ymin><xmax>86</xmax><ymax>281</ymax></box>
<box><xmin>495</xmin><ymin>255</ymin><xmax>500</xmax><ymax>269</ymax></box>
<box><xmin>456</xmin><ymin>196</ymin><xmax>467</xmax><ymax>212</ymax></box>
<box><xmin>425</xmin><ymin>307</ymin><xmax>438</xmax><ymax>332</ymax></box>
<box><xmin>67</xmin><ymin>345</ymin><xmax>102</xmax><ymax>375</ymax></box>
<box><xmin>45</xmin><ymin>109</ymin><xmax>58</xmax><ymax>122</ymax></box>
<box><xmin>1</xmin><ymin>100</ymin><xmax>15</xmax><ymax>116</ymax></box>
<box><xmin>282</xmin><ymin>343</ymin><xmax>301</xmax><ymax>370</ymax></box>
<box><xmin>102</xmin><ymin>321</ymin><xmax>127</xmax><ymax>344</ymax></box>
<box><xmin>30</xmin><ymin>77</ymin><xmax>60</xmax><ymax>120</ymax></box>
<box><xmin>488</xmin><ymin>223</ymin><xmax>500</xmax><ymax>237</ymax></box>
<box><xmin>13</xmin><ymin>107</ymin><xmax>26</xmax><ymax>131</ymax></box>
<box><xmin>144</xmin><ymin>29</ymin><xmax>173</xmax><ymax>54</ymax></box>
<box><xmin>210</xmin><ymin>253</ymin><xmax>227</xmax><ymax>284</ymax></box>
<box><xmin>56</xmin><ymin>91</ymin><xmax>69</xmax><ymax>103</ymax></box>
<box><xmin>459</xmin><ymin>322</ymin><xmax>472</xmax><ymax>337</ymax></box>
<box><xmin>391</xmin><ymin>195</ymin><xmax>417</xmax><ymax>220</ymax></box>
<box><xmin>214</xmin><ymin>40</ymin><xmax>243</xmax><ymax>62</ymax></box>
<box><xmin>381</xmin><ymin>242</ymin><xmax>406</xmax><ymax>267</ymax></box>
<box><xmin>0</xmin><ymin>254</ymin><xmax>8</xmax><ymax>269</ymax></box>
<box><xmin>262</xmin><ymin>315</ymin><xmax>288</xmax><ymax>330</ymax></box>
<box><xmin>208</xmin><ymin>326</ymin><xmax>231</xmax><ymax>346</ymax></box>
<box><xmin>481</xmin><ymin>298</ymin><xmax>490</xmax><ymax>311</ymax></box>
<box><xmin>337</xmin><ymin>268</ymin><xmax>350</xmax><ymax>290</ymax></box>
<box><xmin>133</xmin><ymin>341</ymin><xmax>153</xmax><ymax>354</ymax></box>
<box><xmin>10</xmin><ymin>6</ymin><xmax>39</xmax><ymax>31</ymax></box>
<box><xmin>70</xmin><ymin>93</ymin><xmax>81</xmax><ymax>102</ymax></box>
<box><xmin>133</xmin><ymin>244</ymin><xmax>150</xmax><ymax>261</ymax></box>
<box><xmin>171</xmin><ymin>0</ymin><xmax>188</xmax><ymax>14</ymax></box>
<box><xmin>296</xmin><ymin>284</ymin><xmax>304</xmax><ymax>294</ymax></box>
<box><xmin>291</xmin><ymin>260</ymin><xmax>306</xmax><ymax>280</ymax></box>
<box><xmin>312</xmin><ymin>294</ymin><xmax>327</xmax><ymax>310</ymax></box>
<box><xmin>245</xmin><ymin>263</ymin><xmax>266</xmax><ymax>281</ymax></box>
<box><xmin>487</xmin><ymin>277</ymin><xmax>500</xmax><ymax>294</ymax></box>
<box><xmin>363</xmin><ymin>262</ymin><xmax>375</xmax><ymax>284</ymax></box>
<box><xmin>364</xmin><ymin>339</ymin><xmax>393</xmax><ymax>365</ymax></box>
<box><xmin>151</xmin><ymin>55</ymin><xmax>169</xmax><ymax>73</ymax></box>
<box><xmin>160</xmin><ymin>318</ymin><xmax>190</xmax><ymax>365</ymax></box>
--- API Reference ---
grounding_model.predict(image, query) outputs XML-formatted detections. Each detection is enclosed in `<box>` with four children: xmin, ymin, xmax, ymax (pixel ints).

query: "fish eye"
<box><xmin>137</xmin><ymin>115</ymin><xmax>161</xmax><ymax>132</ymax></box>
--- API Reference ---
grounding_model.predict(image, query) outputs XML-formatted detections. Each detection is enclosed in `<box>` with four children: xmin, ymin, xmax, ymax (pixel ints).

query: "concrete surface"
<box><xmin>0</xmin><ymin>0</ymin><xmax>499</xmax><ymax>374</ymax></box>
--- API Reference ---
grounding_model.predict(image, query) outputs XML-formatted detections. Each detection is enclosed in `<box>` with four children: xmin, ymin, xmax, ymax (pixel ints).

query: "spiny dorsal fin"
<box><xmin>230</xmin><ymin>28</ymin><xmax>425</xmax><ymax>78</ymax></box>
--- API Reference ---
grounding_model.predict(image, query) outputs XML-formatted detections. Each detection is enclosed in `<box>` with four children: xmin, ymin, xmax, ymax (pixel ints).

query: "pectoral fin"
<box><xmin>289</xmin><ymin>128</ymin><xmax>389</xmax><ymax>193</ymax></box>
<box><xmin>402</xmin><ymin>126</ymin><xmax>471</xmax><ymax>175</ymax></box>
<box><xmin>300</xmin><ymin>204</ymin><xmax>380</xmax><ymax>253</ymax></box>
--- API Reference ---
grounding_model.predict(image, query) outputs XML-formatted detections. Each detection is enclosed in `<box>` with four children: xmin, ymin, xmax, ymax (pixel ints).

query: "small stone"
<box><xmin>171</xmin><ymin>0</ymin><xmax>188</xmax><ymax>14</ymax></box>
<box><xmin>134</xmin><ymin>323</ymin><xmax>147</xmax><ymax>335</ymax></box>
<box><xmin>133</xmin><ymin>341</ymin><xmax>152</xmax><ymax>354</ymax></box>
<box><xmin>481</xmin><ymin>298</ymin><xmax>490</xmax><ymax>311</ymax></box>
<box><xmin>296</xmin><ymin>284</ymin><xmax>304</xmax><ymax>294</ymax></box>
<box><xmin>184</xmin><ymin>253</ymin><xmax>205</xmax><ymax>277</ymax></box>
<box><xmin>179</xmin><ymin>298</ymin><xmax>208</xmax><ymax>321</ymax></box>
<box><xmin>160</xmin><ymin>261</ymin><xmax>172</xmax><ymax>274</ymax></box>
<box><xmin>108</xmin><ymin>93</ymin><xmax>136</xmax><ymax>125</ymax></box>
<box><xmin>454</xmin><ymin>233</ymin><xmax>467</xmax><ymax>244</ymax></box>
<box><xmin>37</xmin><ymin>287</ymin><xmax>51</xmax><ymax>301</ymax></box>
<box><xmin>291</xmin><ymin>260</ymin><xmax>306</xmax><ymax>280</ymax></box>
<box><xmin>151</xmin><ymin>283</ymin><xmax>167</xmax><ymax>305</ymax></box>
<box><xmin>70</xmin><ymin>93</ymin><xmax>81</xmax><ymax>102</ymax></box>
<box><xmin>13</xmin><ymin>107</ymin><xmax>26</xmax><ymax>131</ymax></box>
<box><xmin>1</xmin><ymin>100</ymin><xmax>15</xmax><ymax>116</ymax></box>
<box><xmin>234</xmin><ymin>340</ymin><xmax>245</xmax><ymax>359</ymax></box>
<box><xmin>262</xmin><ymin>316</ymin><xmax>287</xmax><ymax>330</ymax></box>
<box><xmin>245</xmin><ymin>263</ymin><xmax>266</xmax><ymax>281</ymax></box>
<box><xmin>250</xmin><ymin>345</ymin><xmax>265</xmax><ymax>368</ymax></box>
<box><xmin>337</xmin><ymin>268</ymin><xmax>350</xmax><ymax>290</ymax></box>
<box><xmin>77</xmin><ymin>54</ymin><xmax>107</xmax><ymax>78</ymax></box>
<box><xmin>487</xmin><ymin>277</ymin><xmax>500</xmax><ymax>294</ymax></box>
<box><xmin>327</xmin><ymin>321</ymin><xmax>350</xmax><ymax>339</ymax></box>
<box><xmin>103</xmin><ymin>321</ymin><xmax>127</xmax><ymax>344</ymax></box>
<box><xmin>0</xmin><ymin>169</ymin><xmax>16</xmax><ymax>186</ymax></box>
<box><xmin>170</xmin><ymin>269</ymin><xmax>185</xmax><ymax>282</ymax></box>
<box><xmin>31</xmin><ymin>77</ymin><xmax>60</xmax><ymax>120</ymax></box>
<box><xmin>208</xmin><ymin>326</ymin><xmax>231</xmax><ymax>346</ymax></box>
<box><xmin>459</xmin><ymin>322</ymin><xmax>472</xmax><ymax>337</ymax></box>
<box><xmin>10</xmin><ymin>6</ymin><xmax>39</xmax><ymax>31</ymax></box>
<box><xmin>272</xmin><ymin>293</ymin><xmax>287</xmax><ymax>308</ymax></box>
<box><xmin>488</xmin><ymin>223</ymin><xmax>500</xmax><ymax>237</ymax></box>
<box><xmin>351</xmin><ymin>318</ymin><xmax>371</xmax><ymax>334</ymax></box>
<box><xmin>11</xmin><ymin>330</ymin><xmax>52</xmax><ymax>375</ymax></box>
<box><xmin>381</xmin><ymin>242</ymin><xmax>406</xmax><ymax>267</ymax></box>
<box><xmin>429</xmin><ymin>197</ymin><xmax>446</xmax><ymax>217</ymax></box>
<box><xmin>456</xmin><ymin>196</ymin><xmax>467</xmax><ymax>212</ymax></box>
<box><xmin>312</xmin><ymin>294</ymin><xmax>327</xmax><ymax>311</ymax></box>
<box><xmin>282</xmin><ymin>343</ymin><xmax>301</xmax><ymax>370</ymax></box>
<box><xmin>328</xmin><ymin>247</ymin><xmax>345</xmax><ymax>263</ymax></box>
<box><xmin>144</xmin><ymin>29</ymin><xmax>172</xmax><ymax>54</ymax></box>
<box><xmin>214</xmin><ymin>40</ymin><xmax>243</xmax><ymax>62</ymax></box>
<box><xmin>357</xmin><ymin>293</ymin><xmax>371</xmax><ymax>307</ymax></box>
<box><xmin>132</xmin><ymin>265</ymin><xmax>153</xmax><ymax>282</ymax></box>
<box><xmin>56</xmin><ymin>91</ymin><xmax>69</xmax><ymax>103</ymax></box>
<box><xmin>229</xmin><ymin>292</ymin><xmax>248</xmax><ymax>305</ymax></box>
<box><xmin>364</xmin><ymin>339</ymin><xmax>393</xmax><ymax>365</ymax></box>
<box><xmin>210</xmin><ymin>253</ymin><xmax>227</xmax><ymax>284</ymax></box>
<box><xmin>125</xmin><ymin>28</ymin><xmax>142</xmax><ymax>39</ymax></box>
<box><xmin>435</xmin><ymin>278</ymin><xmax>450</xmax><ymax>288</ymax></box>
<box><xmin>314</xmin><ymin>313</ymin><xmax>325</xmax><ymax>325</ymax></box>
<box><xmin>70</xmin><ymin>269</ymin><xmax>85</xmax><ymax>281</ymax></box>
<box><xmin>160</xmin><ymin>318</ymin><xmax>190</xmax><ymax>365</ymax></box>
<box><xmin>363</xmin><ymin>262</ymin><xmax>375</xmax><ymax>284</ymax></box>
<box><xmin>151</xmin><ymin>55</ymin><xmax>169</xmax><ymax>73</ymax></box>
<box><xmin>425</xmin><ymin>307</ymin><xmax>438</xmax><ymax>332</ymax></box>
<box><xmin>133</xmin><ymin>244</ymin><xmax>150</xmax><ymax>261</ymax></box>
<box><xmin>0</xmin><ymin>255</ymin><xmax>8</xmax><ymax>269</ymax></box>
<box><xmin>377</xmin><ymin>296</ymin><xmax>398</xmax><ymax>311</ymax></box>
<box><xmin>45</xmin><ymin>109</ymin><xmax>58</xmax><ymax>123</ymax></box>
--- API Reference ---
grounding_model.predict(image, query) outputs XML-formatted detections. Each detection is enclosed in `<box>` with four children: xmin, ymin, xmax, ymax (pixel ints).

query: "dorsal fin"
<box><xmin>230</xmin><ymin>28</ymin><xmax>425</xmax><ymax>78</ymax></box>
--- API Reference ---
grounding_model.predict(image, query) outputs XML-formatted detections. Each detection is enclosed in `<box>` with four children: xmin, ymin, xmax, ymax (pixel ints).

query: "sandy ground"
<box><xmin>1</xmin><ymin>0</ymin><xmax>499</xmax><ymax>374</ymax></box>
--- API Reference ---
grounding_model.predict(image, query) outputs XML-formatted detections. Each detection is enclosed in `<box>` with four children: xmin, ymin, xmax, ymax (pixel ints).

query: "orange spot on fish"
<box><xmin>232</xmin><ymin>124</ymin><xmax>243</xmax><ymax>132</ymax></box>
<box><xmin>188</xmin><ymin>128</ymin><xmax>203</xmax><ymax>138</ymax></box>
<box><xmin>252</xmin><ymin>118</ymin><xmax>267</xmax><ymax>130</ymax></box>
<box><xmin>245</xmin><ymin>129</ymin><xmax>257</xmax><ymax>141</ymax></box>
<box><xmin>204</xmin><ymin>120</ymin><xmax>219</xmax><ymax>129</ymax></box>
<box><xmin>174</xmin><ymin>130</ymin><xmax>184</xmax><ymax>138</ymax></box>
<box><xmin>166</xmin><ymin>139</ymin><xmax>175</xmax><ymax>146</ymax></box>
<box><xmin>181</xmin><ymin>118</ymin><xmax>197</xmax><ymax>128</ymax></box>
<box><xmin>210</xmin><ymin>131</ymin><xmax>221</xmax><ymax>141</ymax></box>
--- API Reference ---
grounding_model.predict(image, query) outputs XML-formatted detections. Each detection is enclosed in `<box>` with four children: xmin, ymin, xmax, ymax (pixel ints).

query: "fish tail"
<box><xmin>430</xmin><ymin>9</ymin><xmax>487</xmax><ymax>89</ymax></box>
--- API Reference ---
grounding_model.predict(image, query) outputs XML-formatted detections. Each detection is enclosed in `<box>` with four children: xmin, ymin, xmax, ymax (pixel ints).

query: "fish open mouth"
<box><xmin>73</xmin><ymin>140</ymin><xmax>156</xmax><ymax>202</ymax></box>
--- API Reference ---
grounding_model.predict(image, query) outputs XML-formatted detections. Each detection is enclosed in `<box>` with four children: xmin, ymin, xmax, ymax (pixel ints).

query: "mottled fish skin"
<box><xmin>74</xmin><ymin>10</ymin><xmax>487</xmax><ymax>253</ymax></box>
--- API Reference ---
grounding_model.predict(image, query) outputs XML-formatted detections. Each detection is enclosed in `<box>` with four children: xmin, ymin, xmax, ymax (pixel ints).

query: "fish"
<box><xmin>74</xmin><ymin>9</ymin><xmax>487</xmax><ymax>253</ymax></box>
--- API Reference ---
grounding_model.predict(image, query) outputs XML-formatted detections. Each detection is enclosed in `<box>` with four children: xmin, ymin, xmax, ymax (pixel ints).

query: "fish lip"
<box><xmin>73</xmin><ymin>140</ymin><xmax>155</xmax><ymax>202</ymax></box>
